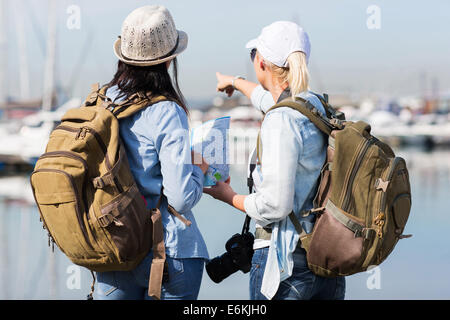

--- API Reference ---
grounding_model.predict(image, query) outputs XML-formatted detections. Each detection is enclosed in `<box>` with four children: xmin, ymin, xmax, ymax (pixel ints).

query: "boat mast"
<box><xmin>0</xmin><ymin>0</ymin><xmax>7</xmax><ymax>112</ymax></box>
<box><xmin>15</xmin><ymin>0</ymin><xmax>30</xmax><ymax>100</ymax></box>
<box><xmin>42</xmin><ymin>0</ymin><xmax>57</xmax><ymax>111</ymax></box>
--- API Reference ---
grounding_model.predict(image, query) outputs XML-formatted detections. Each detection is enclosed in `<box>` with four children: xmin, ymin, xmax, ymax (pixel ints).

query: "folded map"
<box><xmin>191</xmin><ymin>117</ymin><xmax>230</xmax><ymax>186</ymax></box>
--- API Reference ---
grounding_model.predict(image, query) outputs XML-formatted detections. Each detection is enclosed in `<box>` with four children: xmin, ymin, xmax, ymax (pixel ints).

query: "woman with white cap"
<box><xmin>205</xmin><ymin>21</ymin><xmax>346</xmax><ymax>300</ymax></box>
<box><xmin>94</xmin><ymin>5</ymin><xmax>209</xmax><ymax>300</ymax></box>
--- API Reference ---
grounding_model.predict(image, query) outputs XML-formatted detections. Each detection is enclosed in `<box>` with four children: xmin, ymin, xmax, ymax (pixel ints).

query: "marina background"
<box><xmin>1</xmin><ymin>149</ymin><xmax>450</xmax><ymax>299</ymax></box>
<box><xmin>0</xmin><ymin>0</ymin><xmax>449</xmax><ymax>299</ymax></box>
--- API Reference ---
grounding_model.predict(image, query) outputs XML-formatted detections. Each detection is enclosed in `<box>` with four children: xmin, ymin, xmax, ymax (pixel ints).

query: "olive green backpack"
<box><xmin>30</xmin><ymin>84</ymin><xmax>183</xmax><ymax>299</ymax></box>
<box><xmin>258</xmin><ymin>94</ymin><xmax>412</xmax><ymax>277</ymax></box>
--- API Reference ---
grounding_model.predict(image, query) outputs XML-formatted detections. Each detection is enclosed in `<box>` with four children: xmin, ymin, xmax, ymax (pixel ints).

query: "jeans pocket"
<box><xmin>250</xmin><ymin>249</ymin><xmax>268</xmax><ymax>300</ymax></box>
<box><xmin>276</xmin><ymin>279</ymin><xmax>305</xmax><ymax>300</ymax></box>
<box><xmin>170</xmin><ymin>258</ymin><xmax>185</xmax><ymax>278</ymax></box>
<box><xmin>161</xmin><ymin>258</ymin><xmax>205</xmax><ymax>300</ymax></box>
<box><xmin>96</xmin><ymin>271</ymin><xmax>119</xmax><ymax>297</ymax></box>
<box><xmin>251</xmin><ymin>248</ymin><xmax>264</xmax><ymax>269</ymax></box>
<box><xmin>333</xmin><ymin>277</ymin><xmax>346</xmax><ymax>300</ymax></box>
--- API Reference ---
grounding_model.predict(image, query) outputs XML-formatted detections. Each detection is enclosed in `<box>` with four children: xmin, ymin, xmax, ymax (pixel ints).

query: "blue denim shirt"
<box><xmin>245</xmin><ymin>85</ymin><xmax>327</xmax><ymax>299</ymax></box>
<box><xmin>106</xmin><ymin>86</ymin><xmax>209</xmax><ymax>260</ymax></box>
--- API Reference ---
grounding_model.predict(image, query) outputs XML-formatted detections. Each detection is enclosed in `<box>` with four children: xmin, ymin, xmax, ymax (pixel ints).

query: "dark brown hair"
<box><xmin>108</xmin><ymin>58</ymin><xmax>188</xmax><ymax>114</ymax></box>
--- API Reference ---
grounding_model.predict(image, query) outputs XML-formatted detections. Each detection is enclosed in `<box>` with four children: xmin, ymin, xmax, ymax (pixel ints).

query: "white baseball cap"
<box><xmin>246</xmin><ymin>21</ymin><xmax>311</xmax><ymax>68</ymax></box>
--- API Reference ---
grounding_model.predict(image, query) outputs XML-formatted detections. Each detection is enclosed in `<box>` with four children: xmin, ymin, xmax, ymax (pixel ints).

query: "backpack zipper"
<box><xmin>31</xmin><ymin>168</ymin><xmax>93</xmax><ymax>250</ymax></box>
<box><xmin>30</xmin><ymin>179</ymin><xmax>56</xmax><ymax>252</ymax></box>
<box><xmin>379</xmin><ymin>157</ymin><xmax>409</xmax><ymax>214</ymax></box>
<box><xmin>53</xmin><ymin>125</ymin><xmax>124</xmax><ymax>193</ymax></box>
<box><xmin>39</xmin><ymin>151</ymin><xmax>88</xmax><ymax>172</ymax></box>
<box><xmin>342</xmin><ymin>137</ymin><xmax>377</xmax><ymax>212</ymax></box>
<box><xmin>54</xmin><ymin>125</ymin><xmax>109</xmax><ymax>163</ymax></box>
<box><xmin>374</xmin><ymin>157</ymin><xmax>410</xmax><ymax>239</ymax></box>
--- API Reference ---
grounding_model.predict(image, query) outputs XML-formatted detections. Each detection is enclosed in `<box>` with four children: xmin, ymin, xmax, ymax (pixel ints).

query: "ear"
<box><xmin>259</xmin><ymin>60</ymin><xmax>265</xmax><ymax>71</ymax></box>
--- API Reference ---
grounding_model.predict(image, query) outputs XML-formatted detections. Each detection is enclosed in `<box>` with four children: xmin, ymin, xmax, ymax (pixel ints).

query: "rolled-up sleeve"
<box><xmin>152</xmin><ymin>102</ymin><xmax>204</xmax><ymax>213</ymax></box>
<box><xmin>244</xmin><ymin>110</ymin><xmax>303</xmax><ymax>226</ymax></box>
<box><xmin>251</xmin><ymin>85</ymin><xmax>275</xmax><ymax>114</ymax></box>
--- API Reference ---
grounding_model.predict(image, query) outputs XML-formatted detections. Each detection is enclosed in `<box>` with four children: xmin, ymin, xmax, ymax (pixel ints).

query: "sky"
<box><xmin>2</xmin><ymin>0</ymin><xmax>450</xmax><ymax>107</ymax></box>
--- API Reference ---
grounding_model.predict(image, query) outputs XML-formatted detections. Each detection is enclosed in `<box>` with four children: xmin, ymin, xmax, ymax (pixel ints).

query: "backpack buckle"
<box><xmin>136</xmin><ymin>92</ymin><xmax>147</xmax><ymax>100</ymax></box>
<box><xmin>362</xmin><ymin>228</ymin><xmax>376</xmax><ymax>241</ymax></box>
<box><xmin>375</xmin><ymin>178</ymin><xmax>390</xmax><ymax>192</ymax></box>
<box><xmin>92</xmin><ymin>177</ymin><xmax>105</xmax><ymax>189</ymax></box>
<box><xmin>97</xmin><ymin>214</ymin><xmax>114</xmax><ymax>228</ymax></box>
<box><xmin>101</xmin><ymin>101</ymin><xmax>116</xmax><ymax>112</ymax></box>
<box><xmin>330</xmin><ymin>118</ymin><xmax>344</xmax><ymax>129</ymax></box>
<box><xmin>354</xmin><ymin>229</ymin><xmax>363</xmax><ymax>238</ymax></box>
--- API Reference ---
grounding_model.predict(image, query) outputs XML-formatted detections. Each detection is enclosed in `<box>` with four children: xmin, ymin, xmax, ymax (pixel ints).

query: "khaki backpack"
<box><xmin>257</xmin><ymin>94</ymin><xmax>412</xmax><ymax>278</ymax></box>
<box><xmin>30</xmin><ymin>84</ymin><xmax>187</xmax><ymax>299</ymax></box>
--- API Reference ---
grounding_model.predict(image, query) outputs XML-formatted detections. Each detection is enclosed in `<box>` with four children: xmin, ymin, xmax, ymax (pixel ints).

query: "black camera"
<box><xmin>205</xmin><ymin>231</ymin><xmax>254</xmax><ymax>284</ymax></box>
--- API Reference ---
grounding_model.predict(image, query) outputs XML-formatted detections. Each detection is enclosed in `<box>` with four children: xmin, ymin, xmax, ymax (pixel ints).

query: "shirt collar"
<box><xmin>277</xmin><ymin>88</ymin><xmax>291</xmax><ymax>103</ymax></box>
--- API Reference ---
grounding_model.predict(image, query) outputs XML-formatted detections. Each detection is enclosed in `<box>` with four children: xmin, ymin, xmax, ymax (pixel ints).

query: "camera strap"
<box><xmin>242</xmin><ymin>163</ymin><xmax>257</xmax><ymax>235</ymax></box>
<box><xmin>242</xmin><ymin>215</ymin><xmax>251</xmax><ymax>235</ymax></box>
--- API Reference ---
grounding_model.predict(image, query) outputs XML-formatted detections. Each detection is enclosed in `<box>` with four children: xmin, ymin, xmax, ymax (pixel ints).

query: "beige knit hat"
<box><xmin>113</xmin><ymin>5</ymin><xmax>188</xmax><ymax>66</ymax></box>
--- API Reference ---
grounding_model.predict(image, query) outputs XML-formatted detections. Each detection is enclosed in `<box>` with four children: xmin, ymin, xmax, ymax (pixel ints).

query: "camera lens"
<box><xmin>205</xmin><ymin>252</ymin><xmax>240</xmax><ymax>284</ymax></box>
<box><xmin>205</xmin><ymin>232</ymin><xmax>255</xmax><ymax>284</ymax></box>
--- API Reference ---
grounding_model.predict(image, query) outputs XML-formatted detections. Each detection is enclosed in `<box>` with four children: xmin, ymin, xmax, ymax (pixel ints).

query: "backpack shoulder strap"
<box><xmin>83</xmin><ymin>83</ymin><xmax>172</xmax><ymax>120</ymax></box>
<box><xmin>309</xmin><ymin>92</ymin><xmax>346</xmax><ymax>121</ymax></box>
<box><xmin>112</xmin><ymin>94</ymin><xmax>170</xmax><ymax>120</ymax></box>
<box><xmin>265</xmin><ymin>97</ymin><xmax>333</xmax><ymax>136</ymax></box>
<box><xmin>83</xmin><ymin>83</ymin><xmax>107</xmax><ymax>107</ymax></box>
<box><xmin>256</xmin><ymin>97</ymin><xmax>341</xmax><ymax>164</ymax></box>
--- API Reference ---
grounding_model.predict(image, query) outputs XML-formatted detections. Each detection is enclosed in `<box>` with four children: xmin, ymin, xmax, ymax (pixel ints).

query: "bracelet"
<box><xmin>232</xmin><ymin>76</ymin><xmax>245</xmax><ymax>89</ymax></box>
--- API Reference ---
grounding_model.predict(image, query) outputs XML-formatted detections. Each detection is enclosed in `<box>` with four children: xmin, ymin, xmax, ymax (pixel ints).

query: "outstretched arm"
<box><xmin>216</xmin><ymin>72</ymin><xmax>274</xmax><ymax>113</ymax></box>
<box><xmin>216</xmin><ymin>72</ymin><xmax>258</xmax><ymax>100</ymax></box>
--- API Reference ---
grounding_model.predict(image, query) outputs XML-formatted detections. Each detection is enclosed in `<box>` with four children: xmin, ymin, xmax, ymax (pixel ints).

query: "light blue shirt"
<box><xmin>106</xmin><ymin>86</ymin><xmax>209</xmax><ymax>260</ymax></box>
<box><xmin>244</xmin><ymin>85</ymin><xmax>327</xmax><ymax>299</ymax></box>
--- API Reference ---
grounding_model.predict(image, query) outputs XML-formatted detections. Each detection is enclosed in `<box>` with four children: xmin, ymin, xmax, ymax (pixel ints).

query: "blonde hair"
<box><xmin>267</xmin><ymin>51</ymin><xmax>310</xmax><ymax>99</ymax></box>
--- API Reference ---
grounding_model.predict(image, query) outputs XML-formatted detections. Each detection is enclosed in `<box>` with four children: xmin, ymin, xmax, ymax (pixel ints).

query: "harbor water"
<box><xmin>0</xmin><ymin>147</ymin><xmax>449</xmax><ymax>300</ymax></box>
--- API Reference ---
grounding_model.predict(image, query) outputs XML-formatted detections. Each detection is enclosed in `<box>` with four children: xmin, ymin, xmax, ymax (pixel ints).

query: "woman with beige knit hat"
<box><xmin>94</xmin><ymin>5</ymin><xmax>209</xmax><ymax>300</ymax></box>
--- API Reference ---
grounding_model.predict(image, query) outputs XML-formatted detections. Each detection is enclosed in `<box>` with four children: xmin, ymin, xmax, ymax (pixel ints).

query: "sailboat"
<box><xmin>0</xmin><ymin>98</ymin><xmax>82</xmax><ymax>165</ymax></box>
<box><xmin>0</xmin><ymin>0</ymin><xmax>82</xmax><ymax>166</ymax></box>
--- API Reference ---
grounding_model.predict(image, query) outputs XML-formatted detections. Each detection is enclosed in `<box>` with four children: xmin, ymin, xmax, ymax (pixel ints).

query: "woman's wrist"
<box><xmin>200</xmin><ymin>158</ymin><xmax>209</xmax><ymax>175</ymax></box>
<box><xmin>232</xmin><ymin>78</ymin><xmax>259</xmax><ymax>101</ymax></box>
<box><xmin>223</xmin><ymin>190</ymin><xmax>237</xmax><ymax>206</ymax></box>
<box><xmin>232</xmin><ymin>76</ymin><xmax>245</xmax><ymax>90</ymax></box>
<box><xmin>231</xmin><ymin>194</ymin><xmax>246</xmax><ymax>213</ymax></box>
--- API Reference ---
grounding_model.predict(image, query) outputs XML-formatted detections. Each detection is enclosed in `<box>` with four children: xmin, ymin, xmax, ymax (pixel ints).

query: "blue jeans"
<box><xmin>94</xmin><ymin>251</ymin><xmax>205</xmax><ymax>300</ymax></box>
<box><xmin>250</xmin><ymin>247</ymin><xmax>346</xmax><ymax>300</ymax></box>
